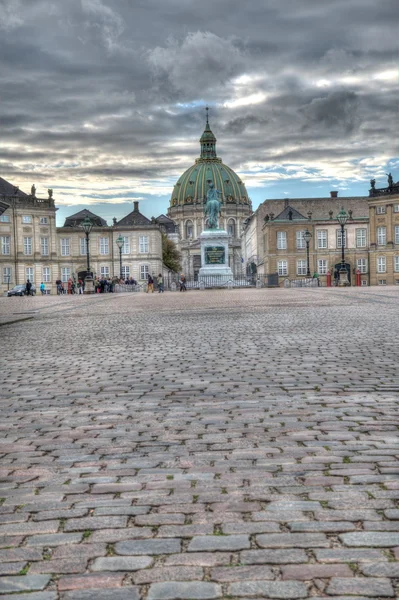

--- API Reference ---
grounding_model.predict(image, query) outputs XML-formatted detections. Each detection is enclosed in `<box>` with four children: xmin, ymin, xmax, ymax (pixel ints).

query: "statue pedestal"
<box><xmin>338</xmin><ymin>268</ymin><xmax>349</xmax><ymax>287</ymax></box>
<box><xmin>83</xmin><ymin>275</ymin><xmax>95</xmax><ymax>294</ymax></box>
<box><xmin>198</xmin><ymin>229</ymin><xmax>233</xmax><ymax>285</ymax></box>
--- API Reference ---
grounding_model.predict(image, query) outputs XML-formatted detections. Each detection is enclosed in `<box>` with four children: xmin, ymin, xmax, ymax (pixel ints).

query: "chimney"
<box><xmin>330</xmin><ymin>191</ymin><xmax>338</xmax><ymax>198</ymax></box>
<box><xmin>284</xmin><ymin>198</ymin><xmax>289</xmax><ymax>207</ymax></box>
<box><xmin>134</xmin><ymin>201</ymin><xmax>139</xmax><ymax>212</ymax></box>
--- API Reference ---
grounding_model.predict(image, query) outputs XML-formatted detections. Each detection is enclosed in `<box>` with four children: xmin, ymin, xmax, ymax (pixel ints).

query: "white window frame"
<box><xmin>317</xmin><ymin>230</ymin><xmax>327</xmax><ymax>249</ymax></box>
<box><xmin>1</xmin><ymin>236</ymin><xmax>11</xmax><ymax>255</ymax></box>
<box><xmin>99</xmin><ymin>237</ymin><xmax>109</xmax><ymax>255</ymax></box>
<box><xmin>140</xmin><ymin>264</ymin><xmax>149</xmax><ymax>280</ymax></box>
<box><xmin>336</xmin><ymin>229</ymin><xmax>347</xmax><ymax>249</ymax></box>
<box><xmin>318</xmin><ymin>259</ymin><xmax>328</xmax><ymax>275</ymax></box>
<box><xmin>100</xmin><ymin>266</ymin><xmax>110</xmax><ymax>278</ymax></box>
<box><xmin>278</xmin><ymin>260</ymin><xmax>288</xmax><ymax>276</ymax></box>
<box><xmin>357</xmin><ymin>258</ymin><xmax>367</xmax><ymax>274</ymax></box>
<box><xmin>378</xmin><ymin>279</ymin><xmax>387</xmax><ymax>285</ymax></box>
<box><xmin>40</xmin><ymin>217</ymin><xmax>48</xmax><ymax>225</ymax></box>
<box><xmin>394</xmin><ymin>204</ymin><xmax>399</xmax><ymax>213</ymax></box>
<box><xmin>61</xmin><ymin>267</ymin><xmax>71</xmax><ymax>283</ymax></box>
<box><xmin>394</xmin><ymin>225</ymin><xmax>399</xmax><ymax>244</ymax></box>
<box><xmin>185</xmin><ymin>221</ymin><xmax>193</xmax><ymax>239</ymax></box>
<box><xmin>3</xmin><ymin>267</ymin><xmax>11</xmax><ymax>284</ymax></box>
<box><xmin>296</xmin><ymin>230</ymin><xmax>306</xmax><ymax>249</ymax></box>
<box><xmin>80</xmin><ymin>238</ymin><xmax>88</xmax><ymax>255</ymax></box>
<box><xmin>297</xmin><ymin>260</ymin><xmax>307</xmax><ymax>275</ymax></box>
<box><xmin>394</xmin><ymin>256</ymin><xmax>399</xmax><ymax>273</ymax></box>
<box><xmin>377</xmin><ymin>226</ymin><xmax>386</xmax><ymax>246</ymax></box>
<box><xmin>122</xmin><ymin>236</ymin><xmax>130</xmax><ymax>255</ymax></box>
<box><xmin>42</xmin><ymin>267</ymin><xmax>51</xmax><ymax>282</ymax></box>
<box><xmin>139</xmin><ymin>236</ymin><xmax>149</xmax><ymax>253</ymax></box>
<box><xmin>277</xmin><ymin>231</ymin><xmax>287</xmax><ymax>250</ymax></box>
<box><xmin>0</xmin><ymin>214</ymin><xmax>10</xmax><ymax>223</ymax></box>
<box><xmin>376</xmin><ymin>206</ymin><xmax>386</xmax><ymax>214</ymax></box>
<box><xmin>227</xmin><ymin>219</ymin><xmax>236</xmax><ymax>236</ymax></box>
<box><xmin>22</xmin><ymin>215</ymin><xmax>32</xmax><ymax>224</ymax></box>
<box><xmin>356</xmin><ymin>228</ymin><xmax>367</xmax><ymax>248</ymax></box>
<box><xmin>26</xmin><ymin>267</ymin><xmax>34</xmax><ymax>282</ymax></box>
<box><xmin>41</xmin><ymin>237</ymin><xmax>49</xmax><ymax>256</ymax></box>
<box><xmin>61</xmin><ymin>238</ymin><xmax>70</xmax><ymax>256</ymax></box>
<box><xmin>121</xmin><ymin>265</ymin><xmax>130</xmax><ymax>279</ymax></box>
<box><xmin>377</xmin><ymin>256</ymin><xmax>386</xmax><ymax>273</ymax></box>
<box><xmin>24</xmin><ymin>237</ymin><xmax>33</xmax><ymax>255</ymax></box>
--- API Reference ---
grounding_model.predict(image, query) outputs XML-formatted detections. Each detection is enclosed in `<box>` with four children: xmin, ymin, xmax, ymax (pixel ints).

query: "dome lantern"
<box><xmin>200</xmin><ymin>106</ymin><xmax>217</xmax><ymax>160</ymax></box>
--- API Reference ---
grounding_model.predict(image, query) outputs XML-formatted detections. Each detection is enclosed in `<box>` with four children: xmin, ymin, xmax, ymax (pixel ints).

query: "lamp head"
<box><xmin>80</xmin><ymin>216</ymin><xmax>93</xmax><ymax>234</ymax></box>
<box><xmin>116</xmin><ymin>235</ymin><xmax>124</xmax><ymax>250</ymax></box>
<box><xmin>336</xmin><ymin>207</ymin><xmax>348</xmax><ymax>226</ymax></box>
<box><xmin>303</xmin><ymin>229</ymin><xmax>312</xmax><ymax>243</ymax></box>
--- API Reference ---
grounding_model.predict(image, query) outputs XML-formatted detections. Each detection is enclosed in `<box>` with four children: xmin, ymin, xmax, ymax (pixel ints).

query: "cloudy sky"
<box><xmin>1</xmin><ymin>0</ymin><xmax>398</xmax><ymax>225</ymax></box>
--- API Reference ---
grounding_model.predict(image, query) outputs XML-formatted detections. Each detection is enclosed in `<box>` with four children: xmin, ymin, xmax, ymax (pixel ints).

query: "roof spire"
<box><xmin>205</xmin><ymin>105</ymin><xmax>209</xmax><ymax>127</ymax></box>
<box><xmin>200</xmin><ymin>105</ymin><xmax>217</xmax><ymax>159</ymax></box>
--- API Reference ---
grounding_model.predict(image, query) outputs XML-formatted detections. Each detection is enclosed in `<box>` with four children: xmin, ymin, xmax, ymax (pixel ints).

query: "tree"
<box><xmin>162</xmin><ymin>233</ymin><xmax>181</xmax><ymax>273</ymax></box>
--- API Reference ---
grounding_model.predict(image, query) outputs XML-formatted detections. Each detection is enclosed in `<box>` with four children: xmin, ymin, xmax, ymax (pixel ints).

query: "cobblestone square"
<box><xmin>0</xmin><ymin>287</ymin><xmax>399</xmax><ymax>599</ymax></box>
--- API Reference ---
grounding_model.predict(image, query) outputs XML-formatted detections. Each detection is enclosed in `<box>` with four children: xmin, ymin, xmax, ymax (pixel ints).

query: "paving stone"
<box><xmin>0</xmin><ymin>574</ymin><xmax>51</xmax><ymax>593</ymax></box>
<box><xmin>1</xmin><ymin>594</ymin><xmax>57</xmax><ymax>600</ymax></box>
<box><xmin>58</xmin><ymin>573</ymin><xmax>124</xmax><ymax>591</ymax></box>
<box><xmin>115</xmin><ymin>538</ymin><xmax>181</xmax><ymax>555</ymax></box>
<box><xmin>64</xmin><ymin>516</ymin><xmax>127</xmax><ymax>532</ymax></box>
<box><xmin>256</xmin><ymin>533</ymin><xmax>329</xmax><ymax>548</ymax></box>
<box><xmin>210</xmin><ymin>565</ymin><xmax>274</xmax><ymax>582</ymax></box>
<box><xmin>0</xmin><ymin>561</ymin><xmax>27</xmax><ymax>575</ymax></box>
<box><xmin>240</xmin><ymin>549</ymin><xmax>308</xmax><ymax>564</ymax></box>
<box><xmin>188</xmin><ymin>535</ymin><xmax>250</xmax><ymax>552</ymax></box>
<box><xmin>148</xmin><ymin>582</ymin><xmax>222</xmax><ymax>600</ymax></box>
<box><xmin>281</xmin><ymin>563</ymin><xmax>353</xmax><ymax>580</ymax></box>
<box><xmin>228</xmin><ymin>580</ymin><xmax>308</xmax><ymax>598</ymax></box>
<box><xmin>91</xmin><ymin>556</ymin><xmax>153</xmax><ymax>571</ymax></box>
<box><xmin>26</xmin><ymin>533</ymin><xmax>83</xmax><ymax>546</ymax></box>
<box><xmin>339</xmin><ymin>532</ymin><xmax>399</xmax><ymax>547</ymax></box>
<box><xmin>326</xmin><ymin>577</ymin><xmax>394</xmax><ymax>597</ymax></box>
<box><xmin>133</xmin><ymin>566</ymin><xmax>204</xmax><ymax>584</ymax></box>
<box><xmin>360</xmin><ymin>562</ymin><xmax>399</xmax><ymax>577</ymax></box>
<box><xmin>164</xmin><ymin>553</ymin><xmax>231</xmax><ymax>567</ymax></box>
<box><xmin>61</xmin><ymin>588</ymin><xmax>140</xmax><ymax>600</ymax></box>
<box><xmin>289</xmin><ymin>521</ymin><xmax>356</xmax><ymax>532</ymax></box>
<box><xmin>30</xmin><ymin>559</ymin><xmax>89</xmax><ymax>574</ymax></box>
<box><xmin>315</xmin><ymin>548</ymin><xmax>388</xmax><ymax>562</ymax></box>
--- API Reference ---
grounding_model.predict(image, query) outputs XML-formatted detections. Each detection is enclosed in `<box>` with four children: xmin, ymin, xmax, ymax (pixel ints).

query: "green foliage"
<box><xmin>162</xmin><ymin>233</ymin><xmax>181</xmax><ymax>273</ymax></box>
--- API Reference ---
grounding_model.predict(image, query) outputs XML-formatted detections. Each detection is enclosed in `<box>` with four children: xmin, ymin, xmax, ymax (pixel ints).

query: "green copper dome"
<box><xmin>170</xmin><ymin>111</ymin><xmax>250</xmax><ymax>208</ymax></box>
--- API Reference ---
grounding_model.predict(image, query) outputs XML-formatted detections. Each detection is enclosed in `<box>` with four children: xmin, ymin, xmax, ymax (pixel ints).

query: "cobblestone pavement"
<box><xmin>0</xmin><ymin>287</ymin><xmax>399</xmax><ymax>599</ymax></box>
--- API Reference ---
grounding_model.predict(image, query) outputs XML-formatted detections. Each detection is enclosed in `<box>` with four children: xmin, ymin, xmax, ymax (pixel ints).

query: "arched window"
<box><xmin>227</xmin><ymin>219</ymin><xmax>236</xmax><ymax>236</ymax></box>
<box><xmin>185</xmin><ymin>220</ymin><xmax>193</xmax><ymax>239</ymax></box>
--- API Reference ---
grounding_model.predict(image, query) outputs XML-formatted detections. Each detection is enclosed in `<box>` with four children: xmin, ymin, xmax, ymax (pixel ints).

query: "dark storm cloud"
<box><xmin>0</xmin><ymin>0</ymin><xmax>397</xmax><ymax>213</ymax></box>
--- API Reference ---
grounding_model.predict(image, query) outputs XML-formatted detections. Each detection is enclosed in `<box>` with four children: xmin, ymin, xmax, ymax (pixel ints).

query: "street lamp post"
<box><xmin>187</xmin><ymin>236</ymin><xmax>192</xmax><ymax>280</ymax></box>
<box><xmin>336</xmin><ymin>207</ymin><xmax>349</xmax><ymax>286</ymax></box>
<box><xmin>303</xmin><ymin>229</ymin><xmax>312</xmax><ymax>277</ymax></box>
<box><xmin>80</xmin><ymin>216</ymin><xmax>94</xmax><ymax>294</ymax></box>
<box><xmin>115</xmin><ymin>235</ymin><xmax>124</xmax><ymax>280</ymax></box>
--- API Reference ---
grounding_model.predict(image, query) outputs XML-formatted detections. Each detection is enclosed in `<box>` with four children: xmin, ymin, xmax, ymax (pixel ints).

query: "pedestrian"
<box><xmin>67</xmin><ymin>278</ymin><xmax>73</xmax><ymax>294</ymax></box>
<box><xmin>158</xmin><ymin>273</ymin><xmax>164</xmax><ymax>293</ymax></box>
<box><xmin>26</xmin><ymin>279</ymin><xmax>32</xmax><ymax>296</ymax></box>
<box><xmin>313</xmin><ymin>271</ymin><xmax>320</xmax><ymax>287</ymax></box>
<box><xmin>78</xmin><ymin>278</ymin><xmax>84</xmax><ymax>294</ymax></box>
<box><xmin>147</xmin><ymin>274</ymin><xmax>154</xmax><ymax>293</ymax></box>
<box><xmin>179</xmin><ymin>273</ymin><xmax>187</xmax><ymax>292</ymax></box>
<box><xmin>40</xmin><ymin>282</ymin><xmax>45</xmax><ymax>295</ymax></box>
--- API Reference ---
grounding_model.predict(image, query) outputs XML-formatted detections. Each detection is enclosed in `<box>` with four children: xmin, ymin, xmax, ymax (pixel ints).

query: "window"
<box><xmin>24</xmin><ymin>237</ymin><xmax>32</xmax><ymax>255</ymax></box>
<box><xmin>122</xmin><ymin>236</ymin><xmax>130</xmax><ymax>254</ymax></box>
<box><xmin>361</xmin><ymin>280</ymin><xmax>368</xmax><ymax>286</ymax></box>
<box><xmin>22</xmin><ymin>215</ymin><xmax>32</xmax><ymax>223</ymax></box>
<box><xmin>100</xmin><ymin>266</ymin><xmax>110</xmax><ymax>278</ymax></box>
<box><xmin>61</xmin><ymin>267</ymin><xmax>71</xmax><ymax>283</ymax></box>
<box><xmin>26</xmin><ymin>267</ymin><xmax>34</xmax><ymax>282</ymax></box>
<box><xmin>395</xmin><ymin>226</ymin><xmax>399</xmax><ymax>244</ymax></box>
<box><xmin>356</xmin><ymin>228</ymin><xmax>367</xmax><ymax>248</ymax></box>
<box><xmin>1</xmin><ymin>236</ymin><xmax>10</xmax><ymax>255</ymax></box>
<box><xmin>336</xmin><ymin>229</ymin><xmax>347</xmax><ymax>248</ymax></box>
<box><xmin>377</xmin><ymin>226</ymin><xmax>386</xmax><ymax>246</ymax></box>
<box><xmin>80</xmin><ymin>238</ymin><xmax>88</xmax><ymax>255</ymax></box>
<box><xmin>185</xmin><ymin>221</ymin><xmax>193</xmax><ymax>239</ymax></box>
<box><xmin>41</xmin><ymin>237</ymin><xmax>49</xmax><ymax>256</ymax></box>
<box><xmin>139</xmin><ymin>236</ymin><xmax>149</xmax><ymax>253</ymax></box>
<box><xmin>277</xmin><ymin>260</ymin><xmax>288</xmax><ymax>276</ymax></box>
<box><xmin>394</xmin><ymin>256</ymin><xmax>399</xmax><ymax>272</ymax></box>
<box><xmin>40</xmin><ymin>217</ymin><xmax>48</xmax><ymax>225</ymax></box>
<box><xmin>376</xmin><ymin>206</ymin><xmax>386</xmax><ymax>214</ymax></box>
<box><xmin>0</xmin><ymin>214</ymin><xmax>10</xmax><ymax>222</ymax></box>
<box><xmin>378</xmin><ymin>279</ymin><xmax>387</xmax><ymax>285</ymax></box>
<box><xmin>297</xmin><ymin>260</ymin><xmax>307</xmax><ymax>275</ymax></box>
<box><xmin>121</xmin><ymin>265</ymin><xmax>130</xmax><ymax>279</ymax></box>
<box><xmin>357</xmin><ymin>258</ymin><xmax>367</xmax><ymax>274</ymax></box>
<box><xmin>377</xmin><ymin>256</ymin><xmax>386</xmax><ymax>273</ymax></box>
<box><xmin>42</xmin><ymin>267</ymin><xmax>51</xmax><ymax>282</ymax></box>
<box><xmin>317</xmin><ymin>230</ymin><xmax>327</xmax><ymax>249</ymax></box>
<box><xmin>61</xmin><ymin>238</ymin><xmax>70</xmax><ymax>256</ymax></box>
<box><xmin>3</xmin><ymin>267</ymin><xmax>11</xmax><ymax>284</ymax></box>
<box><xmin>394</xmin><ymin>204</ymin><xmax>399</xmax><ymax>213</ymax></box>
<box><xmin>227</xmin><ymin>219</ymin><xmax>236</xmax><ymax>236</ymax></box>
<box><xmin>140</xmin><ymin>264</ymin><xmax>149</xmax><ymax>279</ymax></box>
<box><xmin>318</xmin><ymin>259</ymin><xmax>328</xmax><ymax>275</ymax></box>
<box><xmin>277</xmin><ymin>231</ymin><xmax>287</xmax><ymax>250</ymax></box>
<box><xmin>296</xmin><ymin>230</ymin><xmax>305</xmax><ymax>249</ymax></box>
<box><xmin>99</xmin><ymin>237</ymin><xmax>109</xmax><ymax>255</ymax></box>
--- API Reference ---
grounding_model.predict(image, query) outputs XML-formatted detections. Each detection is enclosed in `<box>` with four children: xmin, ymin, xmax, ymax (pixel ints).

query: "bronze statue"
<box><xmin>370</xmin><ymin>179</ymin><xmax>376</xmax><ymax>190</ymax></box>
<box><xmin>31</xmin><ymin>184</ymin><xmax>36</xmax><ymax>197</ymax></box>
<box><xmin>48</xmin><ymin>188</ymin><xmax>53</xmax><ymax>199</ymax></box>
<box><xmin>387</xmin><ymin>173</ymin><xmax>394</xmax><ymax>188</ymax></box>
<box><xmin>204</xmin><ymin>182</ymin><xmax>222</xmax><ymax>229</ymax></box>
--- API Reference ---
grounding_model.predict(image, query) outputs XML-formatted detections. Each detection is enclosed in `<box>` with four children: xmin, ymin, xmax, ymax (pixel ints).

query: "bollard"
<box><xmin>256</xmin><ymin>279</ymin><xmax>261</xmax><ymax>289</ymax></box>
<box><xmin>227</xmin><ymin>280</ymin><xmax>233</xmax><ymax>290</ymax></box>
<box><xmin>199</xmin><ymin>281</ymin><xmax>205</xmax><ymax>290</ymax></box>
<box><xmin>171</xmin><ymin>282</ymin><xmax>177</xmax><ymax>292</ymax></box>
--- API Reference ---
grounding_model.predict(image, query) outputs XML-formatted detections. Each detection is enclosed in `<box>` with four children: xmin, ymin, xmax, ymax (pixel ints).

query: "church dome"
<box><xmin>170</xmin><ymin>110</ymin><xmax>250</xmax><ymax>208</ymax></box>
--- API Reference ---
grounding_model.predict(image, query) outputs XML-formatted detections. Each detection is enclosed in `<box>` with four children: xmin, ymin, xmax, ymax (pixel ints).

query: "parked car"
<box><xmin>7</xmin><ymin>284</ymin><xmax>36</xmax><ymax>297</ymax></box>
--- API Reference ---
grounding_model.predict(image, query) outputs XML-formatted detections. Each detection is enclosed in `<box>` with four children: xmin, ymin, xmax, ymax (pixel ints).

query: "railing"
<box><xmin>288</xmin><ymin>278</ymin><xmax>319</xmax><ymax>288</ymax></box>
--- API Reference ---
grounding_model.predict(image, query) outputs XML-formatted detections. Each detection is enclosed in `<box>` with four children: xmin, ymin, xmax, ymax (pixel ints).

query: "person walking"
<box><xmin>40</xmin><ymin>282</ymin><xmax>45</xmax><ymax>295</ymax></box>
<box><xmin>179</xmin><ymin>274</ymin><xmax>187</xmax><ymax>292</ymax></box>
<box><xmin>147</xmin><ymin>274</ymin><xmax>154</xmax><ymax>293</ymax></box>
<box><xmin>158</xmin><ymin>273</ymin><xmax>164</xmax><ymax>293</ymax></box>
<box><xmin>26</xmin><ymin>279</ymin><xmax>32</xmax><ymax>296</ymax></box>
